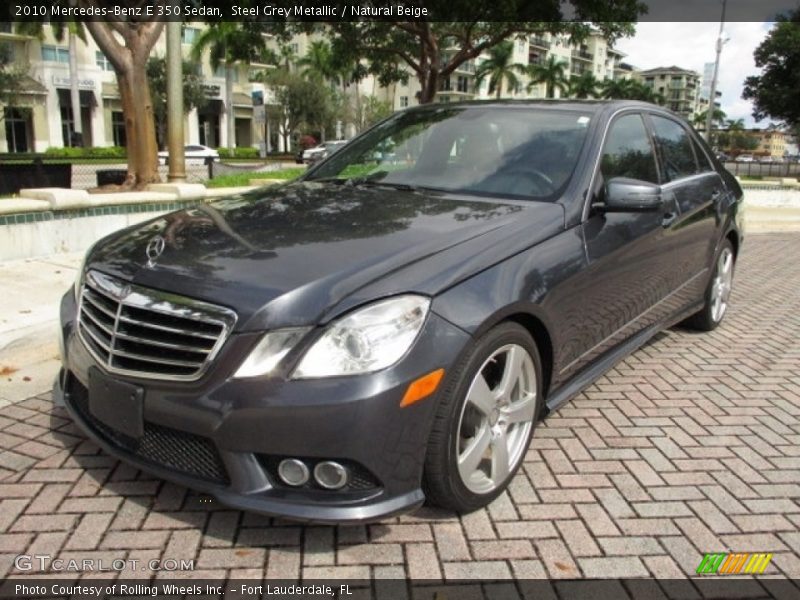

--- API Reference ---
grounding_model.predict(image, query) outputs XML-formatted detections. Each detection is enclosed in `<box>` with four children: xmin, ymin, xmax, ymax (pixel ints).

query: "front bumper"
<box><xmin>57</xmin><ymin>289</ymin><xmax>470</xmax><ymax>523</ymax></box>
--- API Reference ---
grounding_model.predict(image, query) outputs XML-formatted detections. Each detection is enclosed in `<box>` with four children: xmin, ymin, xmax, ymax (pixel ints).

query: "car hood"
<box><xmin>87</xmin><ymin>182</ymin><xmax>564</xmax><ymax>331</ymax></box>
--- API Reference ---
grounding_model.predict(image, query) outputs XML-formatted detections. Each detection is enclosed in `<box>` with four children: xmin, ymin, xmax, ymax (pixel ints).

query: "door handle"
<box><xmin>662</xmin><ymin>211</ymin><xmax>678</xmax><ymax>228</ymax></box>
<box><xmin>711</xmin><ymin>189</ymin><xmax>723</xmax><ymax>201</ymax></box>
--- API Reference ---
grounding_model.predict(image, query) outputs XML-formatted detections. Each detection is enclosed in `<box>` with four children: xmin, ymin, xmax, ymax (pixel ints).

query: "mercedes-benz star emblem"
<box><xmin>145</xmin><ymin>235</ymin><xmax>166</xmax><ymax>268</ymax></box>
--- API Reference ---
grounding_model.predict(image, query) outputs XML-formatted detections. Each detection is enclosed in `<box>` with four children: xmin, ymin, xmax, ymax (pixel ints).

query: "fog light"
<box><xmin>313</xmin><ymin>461</ymin><xmax>348</xmax><ymax>490</ymax></box>
<box><xmin>277</xmin><ymin>459</ymin><xmax>310</xmax><ymax>486</ymax></box>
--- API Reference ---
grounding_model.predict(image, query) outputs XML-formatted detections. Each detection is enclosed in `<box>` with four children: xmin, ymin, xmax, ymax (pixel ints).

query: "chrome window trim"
<box><xmin>76</xmin><ymin>270</ymin><xmax>237</xmax><ymax>382</ymax></box>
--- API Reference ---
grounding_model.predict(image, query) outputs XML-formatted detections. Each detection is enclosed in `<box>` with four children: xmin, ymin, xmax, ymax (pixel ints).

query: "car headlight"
<box><xmin>292</xmin><ymin>295</ymin><xmax>430</xmax><ymax>379</ymax></box>
<box><xmin>233</xmin><ymin>328</ymin><xmax>310</xmax><ymax>378</ymax></box>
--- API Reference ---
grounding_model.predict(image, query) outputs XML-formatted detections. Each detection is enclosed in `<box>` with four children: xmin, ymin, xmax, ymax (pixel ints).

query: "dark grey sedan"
<box><xmin>56</xmin><ymin>100</ymin><xmax>743</xmax><ymax>523</ymax></box>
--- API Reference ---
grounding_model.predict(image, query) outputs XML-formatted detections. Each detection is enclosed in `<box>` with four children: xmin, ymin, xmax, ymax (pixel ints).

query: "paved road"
<box><xmin>0</xmin><ymin>233</ymin><xmax>799</xmax><ymax>587</ymax></box>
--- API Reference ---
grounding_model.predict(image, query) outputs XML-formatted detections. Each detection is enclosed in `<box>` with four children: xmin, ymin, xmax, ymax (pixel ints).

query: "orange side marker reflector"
<box><xmin>400</xmin><ymin>368</ymin><xmax>445</xmax><ymax>407</ymax></box>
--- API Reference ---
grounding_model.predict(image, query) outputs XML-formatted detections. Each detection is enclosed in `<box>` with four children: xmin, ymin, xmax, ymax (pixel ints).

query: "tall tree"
<box><xmin>742</xmin><ymin>9</ymin><xmax>800</xmax><ymax>130</ymax></box>
<box><xmin>297</xmin><ymin>40</ymin><xmax>339</xmax><ymax>83</ymax></box>
<box><xmin>191</xmin><ymin>23</ymin><xmax>265</xmax><ymax>149</ymax></box>
<box><xmin>147</xmin><ymin>56</ymin><xmax>208</xmax><ymax>150</ymax></box>
<box><xmin>528</xmin><ymin>56</ymin><xmax>568</xmax><ymax>98</ymax></box>
<box><xmin>692</xmin><ymin>108</ymin><xmax>727</xmax><ymax>130</ymax></box>
<box><xmin>302</xmin><ymin>2</ymin><xmax>643</xmax><ymax>104</ymax></box>
<box><xmin>474</xmin><ymin>41</ymin><xmax>526</xmax><ymax>99</ymax></box>
<box><xmin>566</xmin><ymin>72</ymin><xmax>599</xmax><ymax>99</ymax></box>
<box><xmin>82</xmin><ymin>10</ymin><xmax>165</xmax><ymax>188</ymax></box>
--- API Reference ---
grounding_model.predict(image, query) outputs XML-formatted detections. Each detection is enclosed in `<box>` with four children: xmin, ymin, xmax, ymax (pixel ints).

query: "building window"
<box><xmin>182</xmin><ymin>27</ymin><xmax>199</xmax><ymax>45</ymax></box>
<box><xmin>42</xmin><ymin>45</ymin><xmax>69</xmax><ymax>63</ymax></box>
<box><xmin>60</xmin><ymin>106</ymin><xmax>75</xmax><ymax>147</ymax></box>
<box><xmin>399</xmin><ymin>96</ymin><xmax>408</xmax><ymax>108</ymax></box>
<box><xmin>4</xmin><ymin>107</ymin><xmax>32</xmax><ymax>153</ymax></box>
<box><xmin>0</xmin><ymin>23</ymin><xmax>12</xmax><ymax>34</ymax></box>
<box><xmin>439</xmin><ymin>95</ymin><xmax>450</xmax><ymax>103</ymax></box>
<box><xmin>112</xmin><ymin>111</ymin><xmax>126</xmax><ymax>147</ymax></box>
<box><xmin>95</xmin><ymin>51</ymin><xmax>113</xmax><ymax>72</ymax></box>
<box><xmin>456</xmin><ymin>75</ymin><xmax>469</xmax><ymax>93</ymax></box>
<box><xmin>438</xmin><ymin>77</ymin><xmax>451</xmax><ymax>91</ymax></box>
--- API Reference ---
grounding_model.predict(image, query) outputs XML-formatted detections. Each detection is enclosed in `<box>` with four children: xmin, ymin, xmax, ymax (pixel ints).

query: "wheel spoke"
<box><xmin>722</xmin><ymin>251</ymin><xmax>733</xmax><ymax>276</ymax></box>
<box><xmin>501</xmin><ymin>391</ymin><xmax>536</xmax><ymax>424</ymax></box>
<box><xmin>490</xmin><ymin>430</ymin><xmax>510</xmax><ymax>483</ymax></box>
<box><xmin>495</xmin><ymin>346</ymin><xmax>524</xmax><ymax>401</ymax></box>
<box><xmin>467</xmin><ymin>374</ymin><xmax>496</xmax><ymax>416</ymax></box>
<box><xmin>458</xmin><ymin>424</ymin><xmax>491</xmax><ymax>481</ymax></box>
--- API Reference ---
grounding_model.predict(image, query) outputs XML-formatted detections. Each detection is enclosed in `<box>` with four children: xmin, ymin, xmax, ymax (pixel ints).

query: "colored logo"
<box><xmin>696</xmin><ymin>553</ymin><xmax>772</xmax><ymax>575</ymax></box>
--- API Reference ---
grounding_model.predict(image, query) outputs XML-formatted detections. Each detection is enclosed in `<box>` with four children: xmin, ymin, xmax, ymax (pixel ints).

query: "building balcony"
<box><xmin>571</xmin><ymin>50</ymin><xmax>593</xmax><ymax>61</ymax></box>
<box><xmin>529</xmin><ymin>37</ymin><xmax>550</xmax><ymax>49</ymax></box>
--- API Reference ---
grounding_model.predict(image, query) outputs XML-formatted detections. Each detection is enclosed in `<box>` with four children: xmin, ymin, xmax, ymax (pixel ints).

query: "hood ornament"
<box><xmin>145</xmin><ymin>235</ymin><xmax>166</xmax><ymax>268</ymax></box>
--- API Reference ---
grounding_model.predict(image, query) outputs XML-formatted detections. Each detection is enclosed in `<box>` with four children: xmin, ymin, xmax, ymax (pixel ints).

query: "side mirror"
<box><xmin>601</xmin><ymin>177</ymin><xmax>663</xmax><ymax>212</ymax></box>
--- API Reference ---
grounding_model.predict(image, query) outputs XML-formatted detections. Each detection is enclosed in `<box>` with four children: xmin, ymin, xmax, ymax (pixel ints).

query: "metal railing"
<box><xmin>723</xmin><ymin>160</ymin><xmax>800</xmax><ymax>178</ymax></box>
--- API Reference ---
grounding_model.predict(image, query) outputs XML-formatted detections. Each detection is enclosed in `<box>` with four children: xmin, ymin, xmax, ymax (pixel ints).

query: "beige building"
<box><xmin>749</xmin><ymin>128</ymin><xmax>788</xmax><ymax>158</ymax></box>
<box><xmin>0</xmin><ymin>22</ymin><xmax>273</xmax><ymax>153</ymax></box>
<box><xmin>635</xmin><ymin>66</ymin><xmax>701</xmax><ymax>118</ymax></box>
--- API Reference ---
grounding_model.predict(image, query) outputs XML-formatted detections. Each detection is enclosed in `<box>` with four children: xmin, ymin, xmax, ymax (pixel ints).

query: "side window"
<box><xmin>692</xmin><ymin>138</ymin><xmax>714</xmax><ymax>172</ymax></box>
<box><xmin>601</xmin><ymin>114</ymin><xmax>659</xmax><ymax>183</ymax></box>
<box><xmin>650</xmin><ymin>116</ymin><xmax>698</xmax><ymax>181</ymax></box>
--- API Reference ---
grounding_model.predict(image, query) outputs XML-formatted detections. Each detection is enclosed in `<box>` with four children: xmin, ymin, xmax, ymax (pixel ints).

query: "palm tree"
<box><xmin>527</xmin><ymin>56</ymin><xmax>568</xmax><ymax>99</ymax></box>
<box><xmin>599</xmin><ymin>78</ymin><xmax>633</xmax><ymax>99</ymax></box>
<box><xmin>692</xmin><ymin>108</ymin><xmax>726</xmax><ymax>131</ymax></box>
<box><xmin>191</xmin><ymin>23</ymin><xmax>263</xmax><ymax>149</ymax></box>
<box><xmin>297</xmin><ymin>41</ymin><xmax>339</xmax><ymax>83</ymax></box>
<box><xmin>475</xmin><ymin>41</ymin><xmax>527</xmax><ymax>99</ymax></box>
<box><xmin>567</xmin><ymin>72</ymin><xmax>599</xmax><ymax>99</ymax></box>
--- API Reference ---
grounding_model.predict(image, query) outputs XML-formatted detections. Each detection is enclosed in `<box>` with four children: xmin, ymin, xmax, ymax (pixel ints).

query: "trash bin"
<box><xmin>96</xmin><ymin>169</ymin><xmax>127</xmax><ymax>186</ymax></box>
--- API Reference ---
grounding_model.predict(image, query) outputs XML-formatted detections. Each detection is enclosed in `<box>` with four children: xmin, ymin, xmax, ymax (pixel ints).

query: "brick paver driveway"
<box><xmin>1</xmin><ymin>233</ymin><xmax>799</xmax><ymax>583</ymax></box>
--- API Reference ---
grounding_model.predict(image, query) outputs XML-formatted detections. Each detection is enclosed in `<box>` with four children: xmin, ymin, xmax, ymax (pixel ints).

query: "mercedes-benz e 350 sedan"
<box><xmin>57</xmin><ymin>101</ymin><xmax>743</xmax><ymax>523</ymax></box>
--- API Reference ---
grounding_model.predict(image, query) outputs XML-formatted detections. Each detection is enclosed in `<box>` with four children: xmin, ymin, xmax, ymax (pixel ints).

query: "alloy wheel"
<box><xmin>710</xmin><ymin>247</ymin><xmax>733</xmax><ymax>322</ymax></box>
<box><xmin>455</xmin><ymin>344</ymin><xmax>537</xmax><ymax>494</ymax></box>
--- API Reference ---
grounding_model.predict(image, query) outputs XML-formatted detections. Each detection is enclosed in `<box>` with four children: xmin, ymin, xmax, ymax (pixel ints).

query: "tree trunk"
<box><xmin>117</xmin><ymin>64</ymin><xmax>160</xmax><ymax>189</ymax></box>
<box><xmin>225</xmin><ymin>63</ymin><xmax>235</xmax><ymax>149</ymax></box>
<box><xmin>496</xmin><ymin>77</ymin><xmax>502</xmax><ymax>99</ymax></box>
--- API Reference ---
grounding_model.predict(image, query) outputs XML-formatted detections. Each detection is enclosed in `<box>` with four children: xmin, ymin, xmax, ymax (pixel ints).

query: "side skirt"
<box><xmin>543</xmin><ymin>301</ymin><xmax>703</xmax><ymax>416</ymax></box>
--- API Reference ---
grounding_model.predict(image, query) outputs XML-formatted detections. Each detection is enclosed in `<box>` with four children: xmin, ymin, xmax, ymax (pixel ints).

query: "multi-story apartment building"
<box><xmin>635</xmin><ymin>66</ymin><xmax>701</xmax><ymax>118</ymax></box>
<box><xmin>749</xmin><ymin>128</ymin><xmax>788</xmax><ymax>158</ymax></box>
<box><xmin>1</xmin><ymin>23</ymin><xmax>631</xmax><ymax>153</ymax></box>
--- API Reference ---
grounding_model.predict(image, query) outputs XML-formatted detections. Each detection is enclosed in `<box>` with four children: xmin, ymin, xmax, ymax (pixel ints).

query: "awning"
<box><xmin>17</xmin><ymin>76</ymin><xmax>47</xmax><ymax>95</ymax></box>
<box><xmin>101</xmin><ymin>82</ymin><xmax>119</xmax><ymax>99</ymax></box>
<box><xmin>233</xmin><ymin>92</ymin><xmax>252</xmax><ymax>108</ymax></box>
<box><xmin>57</xmin><ymin>88</ymin><xmax>97</xmax><ymax>108</ymax></box>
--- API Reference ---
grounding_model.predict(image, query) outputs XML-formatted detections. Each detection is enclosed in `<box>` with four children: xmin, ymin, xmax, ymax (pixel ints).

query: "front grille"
<box><xmin>78</xmin><ymin>270</ymin><xmax>236</xmax><ymax>381</ymax></box>
<box><xmin>70</xmin><ymin>383</ymin><xmax>229</xmax><ymax>485</ymax></box>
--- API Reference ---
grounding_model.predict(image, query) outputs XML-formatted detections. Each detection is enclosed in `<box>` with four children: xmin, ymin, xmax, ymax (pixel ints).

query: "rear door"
<box><xmin>647</xmin><ymin>114</ymin><xmax>723</xmax><ymax>304</ymax></box>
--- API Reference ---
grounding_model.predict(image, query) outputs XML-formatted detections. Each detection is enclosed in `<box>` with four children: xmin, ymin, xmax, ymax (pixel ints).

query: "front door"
<box><xmin>562</xmin><ymin>112</ymin><xmax>680</xmax><ymax>379</ymax></box>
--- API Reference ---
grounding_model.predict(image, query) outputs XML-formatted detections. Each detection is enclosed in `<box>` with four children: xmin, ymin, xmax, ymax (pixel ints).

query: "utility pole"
<box><xmin>705</xmin><ymin>0</ymin><xmax>727</xmax><ymax>144</ymax></box>
<box><xmin>166</xmin><ymin>21</ymin><xmax>186</xmax><ymax>182</ymax></box>
<box><xmin>68</xmin><ymin>30</ymin><xmax>82</xmax><ymax>145</ymax></box>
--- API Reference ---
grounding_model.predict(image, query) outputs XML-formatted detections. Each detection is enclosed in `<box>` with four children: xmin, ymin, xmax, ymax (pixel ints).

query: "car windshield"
<box><xmin>306</xmin><ymin>106</ymin><xmax>593</xmax><ymax>201</ymax></box>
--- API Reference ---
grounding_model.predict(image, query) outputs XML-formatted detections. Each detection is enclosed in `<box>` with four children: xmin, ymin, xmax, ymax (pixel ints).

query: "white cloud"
<box><xmin>615</xmin><ymin>22</ymin><xmax>773</xmax><ymax>127</ymax></box>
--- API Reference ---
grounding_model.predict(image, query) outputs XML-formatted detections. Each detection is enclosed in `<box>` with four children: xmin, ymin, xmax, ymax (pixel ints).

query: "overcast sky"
<box><xmin>615</xmin><ymin>22</ymin><xmax>774</xmax><ymax>127</ymax></box>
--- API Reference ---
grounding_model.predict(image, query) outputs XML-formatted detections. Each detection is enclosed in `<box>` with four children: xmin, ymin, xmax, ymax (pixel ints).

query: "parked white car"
<box><xmin>735</xmin><ymin>154</ymin><xmax>755</xmax><ymax>163</ymax></box>
<box><xmin>302</xmin><ymin>140</ymin><xmax>347</xmax><ymax>164</ymax></box>
<box><xmin>158</xmin><ymin>144</ymin><xmax>220</xmax><ymax>166</ymax></box>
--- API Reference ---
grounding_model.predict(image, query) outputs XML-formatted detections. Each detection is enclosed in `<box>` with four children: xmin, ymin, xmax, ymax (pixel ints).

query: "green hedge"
<box><xmin>216</xmin><ymin>147</ymin><xmax>260</xmax><ymax>159</ymax></box>
<box><xmin>44</xmin><ymin>146</ymin><xmax>127</xmax><ymax>158</ymax></box>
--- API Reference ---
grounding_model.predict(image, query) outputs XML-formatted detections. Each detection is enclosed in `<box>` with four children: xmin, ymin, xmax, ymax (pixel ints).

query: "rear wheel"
<box><xmin>423</xmin><ymin>322</ymin><xmax>542</xmax><ymax>512</ymax></box>
<box><xmin>685</xmin><ymin>239</ymin><xmax>735</xmax><ymax>331</ymax></box>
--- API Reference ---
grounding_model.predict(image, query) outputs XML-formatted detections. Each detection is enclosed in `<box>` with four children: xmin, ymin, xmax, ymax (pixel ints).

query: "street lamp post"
<box><xmin>166</xmin><ymin>21</ymin><xmax>186</xmax><ymax>182</ymax></box>
<box><xmin>705</xmin><ymin>0</ymin><xmax>727</xmax><ymax>144</ymax></box>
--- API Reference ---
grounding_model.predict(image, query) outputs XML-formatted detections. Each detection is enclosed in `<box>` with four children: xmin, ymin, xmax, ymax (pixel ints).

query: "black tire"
<box><xmin>423</xmin><ymin>322</ymin><xmax>543</xmax><ymax>513</ymax></box>
<box><xmin>684</xmin><ymin>239</ymin><xmax>736</xmax><ymax>332</ymax></box>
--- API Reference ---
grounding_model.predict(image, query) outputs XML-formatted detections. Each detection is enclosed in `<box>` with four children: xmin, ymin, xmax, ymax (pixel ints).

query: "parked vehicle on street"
<box><xmin>158</xmin><ymin>144</ymin><xmax>219</xmax><ymax>166</ymax></box>
<box><xmin>735</xmin><ymin>154</ymin><xmax>755</xmax><ymax>163</ymax></box>
<box><xmin>303</xmin><ymin>140</ymin><xmax>347</xmax><ymax>164</ymax></box>
<box><xmin>57</xmin><ymin>100</ymin><xmax>743</xmax><ymax>523</ymax></box>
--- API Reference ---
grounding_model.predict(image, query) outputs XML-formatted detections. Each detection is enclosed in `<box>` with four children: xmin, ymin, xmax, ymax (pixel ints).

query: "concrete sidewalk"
<box><xmin>0</xmin><ymin>253</ymin><xmax>82</xmax><ymax>406</ymax></box>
